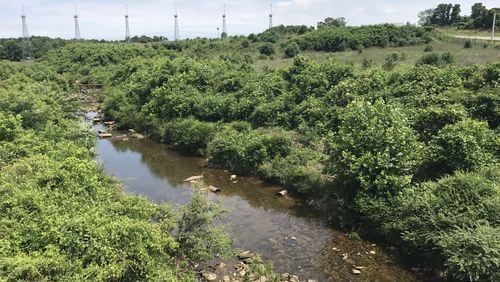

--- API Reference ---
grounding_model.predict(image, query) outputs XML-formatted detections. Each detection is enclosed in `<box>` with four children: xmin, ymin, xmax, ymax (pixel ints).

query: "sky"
<box><xmin>0</xmin><ymin>0</ymin><xmax>498</xmax><ymax>40</ymax></box>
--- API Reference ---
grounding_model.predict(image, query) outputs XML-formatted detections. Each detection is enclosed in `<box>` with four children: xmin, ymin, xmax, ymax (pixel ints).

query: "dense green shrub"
<box><xmin>386</xmin><ymin>167</ymin><xmax>499</xmax><ymax>281</ymax></box>
<box><xmin>0</xmin><ymin>62</ymin><xmax>231</xmax><ymax>281</ymax></box>
<box><xmin>259</xmin><ymin>147</ymin><xmax>322</xmax><ymax>194</ymax></box>
<box><xmin>325</xmin><ymin>100</ymin><xmax>422</xmax><ymax>199</ymax></box>
<box><xmin>300</xmin><ymin>24</ymin><xmax>430</xmax><ymax>52</ymax></box>
<box><xmin>177</xmin><ymin>189</ymin><xmax>232</xmax><ymax>262</ymax></box>
<box><xmin>284</xmin><ymin>42</ymin><xmax>301</xmax><ymax>58</ymax></box>
<box><xmin>428</xmin><ymin>119</ymin><xmax>499</xmax><ymax>176</ymax></box>
<box><xmin>411</xmin><ymin>104</ymin><xmax>468</xmax><ymax>142</ymax></box>
<box><xmin>161</xmin><ymin>119</ymin><xmax>219</xmax><ymax>154</ymax></box>
<box><xmin>416</xmin><ymin>52</ymin><xmax>454</xmax><ymax>66</ymax></box>
<box><xmin>0</xmin><ymin>113</ymin><xmax>22</xmax><ymax>142</ymax></box>
<box><xmin>259</xmin><ymin>43</ymin><xmax>276</xmax><ymax>56</ymax></box>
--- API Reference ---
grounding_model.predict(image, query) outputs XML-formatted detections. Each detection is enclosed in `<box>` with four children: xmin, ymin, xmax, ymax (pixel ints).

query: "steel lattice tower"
<box><xmin>221</xmin><ymin>4</ymin><xmax>227</xmax><ymax>38</ymax></box>
<box><xmin>174</xmin><ymin>5</ymin><xmax>180</xmax><ymax>41</ymax></box>
<box><xmin>269</xmin><ymin>4</ymin><xmax>273</xmax><ymax>29</ymax></box>
<box><xmin>74</xmin><ymin>5</ymin><xmax>81</xmax><ymax>40</ymax></box>
<box><xmin>20</xmin><ymin>5</ymin><xmax>33</xmax><ymax>61</ymax></box>
<box><xmin>125</xmin><ymin>4</ymin><xmax>130</xmax><ymax>42</ymax></box>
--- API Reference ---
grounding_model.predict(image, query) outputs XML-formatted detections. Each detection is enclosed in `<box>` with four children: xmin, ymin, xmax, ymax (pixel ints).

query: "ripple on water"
<box><xmin>92</xmin><ymin>122</ymin><xmax>424</xmax><ymax>281</ymax></box>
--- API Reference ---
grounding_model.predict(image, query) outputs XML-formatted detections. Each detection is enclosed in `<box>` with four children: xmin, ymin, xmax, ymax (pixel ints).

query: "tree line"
<box><xmin>419</xmin><ymin>2</ymin><xmax>499</xmax><ymax>29</ymax></box>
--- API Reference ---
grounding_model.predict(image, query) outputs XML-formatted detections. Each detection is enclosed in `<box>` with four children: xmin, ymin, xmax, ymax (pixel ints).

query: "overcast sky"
<box><xmin>0</xmin><ymin>0</ymin><xmax>498</xmax><ymax>40</ymax></box>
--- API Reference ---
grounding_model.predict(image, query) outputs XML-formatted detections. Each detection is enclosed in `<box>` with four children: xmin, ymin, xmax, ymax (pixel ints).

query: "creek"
<box><xmin>88</xmin><ymin>112</ymin><xmax>421</xmax><ymax>281</ymax></box>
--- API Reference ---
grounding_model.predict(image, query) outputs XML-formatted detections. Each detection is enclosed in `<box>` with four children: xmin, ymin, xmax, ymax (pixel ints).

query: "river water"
<box><xmin>90</xmin><ymin>114</ymin><xmax>422</xmax><ymax>281</ymax></box>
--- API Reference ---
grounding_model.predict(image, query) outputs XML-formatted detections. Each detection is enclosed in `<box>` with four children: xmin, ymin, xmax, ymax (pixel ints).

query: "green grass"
<box><xmin>437</xmin><ymin>27</ymin><xmax>495</xmax><ymax>37</ymax></box>
<box><xmin>253</xmin><ymin>40</ymin><xmax>500</xmax><ymax>71</ymax></box>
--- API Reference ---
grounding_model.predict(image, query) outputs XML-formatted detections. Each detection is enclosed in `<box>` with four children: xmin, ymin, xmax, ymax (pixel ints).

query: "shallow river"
<box><xmin>90</xmin><ymin>114</ymin><xmax>422</xmax><ymax>281</ymax></box>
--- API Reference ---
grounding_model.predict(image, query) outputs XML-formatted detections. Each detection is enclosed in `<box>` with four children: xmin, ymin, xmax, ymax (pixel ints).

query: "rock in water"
<box><xmin>208</xmin><ymin>185</ymin><xmax>221</xmax><ymax>193</ymax></box>
<box><xmin>202</xmin><ymin>272</ymin><xmax>217</xmax><ymax>281</ymax></box>
<box><xmin>237</xmin><ymin>251</ymin><xmax>255</xmax><ymax>260</ymax></box>
<box><xmin>277</xmin><ymin>190</ymin><xmax>288</xmax><ymax>196</ymax></box>
<box><xmin>184</xmin><ymin>175</ymin><xmax>203</xmax><ymax>182</ymax></box>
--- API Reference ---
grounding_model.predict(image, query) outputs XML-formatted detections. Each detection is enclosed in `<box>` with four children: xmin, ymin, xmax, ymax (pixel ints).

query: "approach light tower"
<box><xmin>221</xmin><ymin>4</ymin><xmax>227</xmax><ymax>38</ymax></box>
<box><xmin>269</xmin><ymin>4</ymin><xmax>273</xmax><ymax>29</ymax></box>
<box><xmin>174</xmin><ymin>4</ymin><xmax>180</xmax><ymax>41</ymax></box>
<box><xmin>125</xmin><ymin>4</ymin><xmax>131</xmax><ymax>42</ymax></box>
<box><xmin>20</xmin><ymin>5</ymin><xmax>33</xmax><ymax>61</ymax></box>
<box><xmin>74</xmin><ymin>5</ymin><xmax>81</xmax><ymax>40</ymax></box>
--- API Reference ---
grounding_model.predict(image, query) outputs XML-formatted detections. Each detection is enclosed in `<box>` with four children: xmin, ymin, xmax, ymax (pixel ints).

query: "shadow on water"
<box><xmin>91</xmin><ymin>118</ymin><xmax>424</xmax><ymax>281</ymax></box>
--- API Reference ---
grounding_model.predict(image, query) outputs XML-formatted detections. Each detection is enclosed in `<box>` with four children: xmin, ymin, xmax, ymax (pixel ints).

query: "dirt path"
<box><xmin>453</xmin><ymin>35</ymin><xmax>500</xmax><ymax>42</ymax></box>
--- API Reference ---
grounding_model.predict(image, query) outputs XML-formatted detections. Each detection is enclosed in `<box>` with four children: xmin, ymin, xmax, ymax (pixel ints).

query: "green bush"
<box><xmin>160</xmin><ymin>119</ymin><xmax>218</xmax><ymax>154</ymax></box>
<box><xmin>207</xmin><ymin>128</ymin><xmax>268</xmax><ymax>174</ymax></box>
<box><xmin>176</xmin><ymin>189</ymin><xmax>232</xmax><ymax>262</ymax></box>
<box><xmin>428</xmin><ymin>119</ymin><xmax>499</xmax><ymax>176</ymax></box>
<box><xmin>386</xmin><ymin>167</ymin><xmax>499</xmax><ymax>281</ymax></box>
<box><xmin>325</xmin><ymin>100</ymin><xmax>422</xmax><ymax>199</ymax></box>
<box><xmin>416</xmin><ymin>52</ymin><xmax>454</xmax><ymax>66</ymax></box>
<box><xmin>0</xmin><ymin>113</ymin><xmax>22</xmax><ymax>142</ymax></box>
<box><xmin>284</xmin><ymin>42</ymin><xmax>301</xmax><ymax>58</ymax></box>
<box><xmin>259</xmin><ymin>43</ymin><xmax>276</xmax><ymax>56</ymax></box>
<box><xmin>259</xmin><ymin>147</ymin><xmax>321</xmax><ymax>194</ymax></box>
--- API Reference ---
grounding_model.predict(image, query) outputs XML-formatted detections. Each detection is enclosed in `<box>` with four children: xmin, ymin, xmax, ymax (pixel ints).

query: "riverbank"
<box><xmin>89</xmin><ymin>103</ymin><xmax>432</xmax><ymax>281</ymax></box>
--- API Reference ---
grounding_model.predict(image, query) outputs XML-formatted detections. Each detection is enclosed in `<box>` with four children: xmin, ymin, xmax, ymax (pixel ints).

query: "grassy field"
<box><xmin>253</xmin><ymin>39</ymin><xmax>500</xmax><ymax>71</ymax></box>
<box><xmin>437</xmin><ymin>27</ymin><xmax>495</xmax><ymax>37</ymax></box>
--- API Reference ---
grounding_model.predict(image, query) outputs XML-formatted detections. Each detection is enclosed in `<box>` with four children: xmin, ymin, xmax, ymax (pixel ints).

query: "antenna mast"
<box><xmin>125</xmin><ymin>4</ymin><xmax>130</xmax><ymax>42</ymax></box>
<box><xmin>269</xmin><ymin>4</ymin><xmax>273</xmax><ymax>29</ymax></box>
<box><xmin>221</xmin><ymin>4</ymin><xmax>227</xmax><ymax>38</ymax></box>
<box><xmin>174</xmin><ymin>4</ymin><xmax>180</xmax><ymax>41</ymax></box>
<box><xmin>20</xmin><ymin>5</ymin><xmax>33</xmax><ymax>61</ymax></box>
<box><xmin>74</xmin><ymin>4</ymin><xmax>81</xmax><ymax>40</ymax></box>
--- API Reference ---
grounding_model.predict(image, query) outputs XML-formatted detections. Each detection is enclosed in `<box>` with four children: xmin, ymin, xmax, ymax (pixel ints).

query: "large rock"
<box><xmin>202</xmin><ymin>272</ymin><xmax>217</xmax><ymax>281</ymax></box>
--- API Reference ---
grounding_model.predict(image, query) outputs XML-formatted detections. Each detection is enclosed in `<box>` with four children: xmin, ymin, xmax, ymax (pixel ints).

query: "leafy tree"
<box><xmin>450</xmin><ymin>4</ymin><xmax>462</xmax><ymax>24</ymax></box>
<box><xmin>325</xmin><ymin>100</ymin><xmax>422</xmax><ymax>199</ymax></box>
<box><xmin>418</xmin><ymin>9</ymin><xmax>434</xmax><ymax>26</ymax></box>
<box><xmin>431</xmin><ymin>3</ymin><xmax>453</xmax><ymax>26</ymax></box>
<box><xmin>259</xmin><ymin>43</ymin><xmax>275</xmax><ymax>56</ymax></box>
<box><xmin>284</xmin><ymin>42</ymin><xmax>301</xmax><ymax>58</ymax></box>
<box><xmin>317</xmin><ymin>17</ymin><xmax>347</xmax><ymax>28</ymax></box>
<box><xmin>429</xmin><ymin>119</ymin><xmax>499</xmax><ymax>176</ymax></box>
<box><xmin>176</xmin><ymin>189</ymin><xmax>231</xmax><ymax>262</ymax></box>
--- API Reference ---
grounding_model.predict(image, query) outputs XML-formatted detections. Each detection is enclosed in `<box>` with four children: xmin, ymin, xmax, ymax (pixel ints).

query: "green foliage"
<box><xmin>386</xmin><ymin>167</ymin><xmax>500</xmax><ymax>281</ymax></box>
<box><xmin>416</xmin><ymin>52</ymin><xmax>454</xmax><ymax>66</ymax></box>
<box><xmin>428</xmin><ymin>119</ymin><xmax>499</xmax><ymax>176</ymax></box>
<box><xmin>284</xmin><ymin>42</ymin><xmax>301</xmax><ymax>58</ymax></box>
<box><xmin>0</xmin><ymin>113</ymin><xmax>22</xmax><ymax>142</ymax></box>
<box><xmin>464</xmin><ymin>40</ymin><xmax>472</xmax><ymax>49</ymax></box>
<box><xmin>300</xmin><ymin>24</ymin><xmax>430</xmax><ymax>52</ymax></box>
<box><xmin>37</xmin><ymin>40</ymin><xmax>500</xmax><ymax>281</ymax></box>
<box><xmin>0</xmin><ymin>61</ymin><xmax>230</xmax><ymax>281</ymax></box>
<box><xmin>176</xmin><ymin>189</ymin><xmax>232</xmax><ymax>262</ymax></box>
<box><xmin>161</xmin><ymin>118</ymin><xmax>218</xmax><ymax>154</ymax></box>
<box><xmin>259</xmin><ymin>43</ymin><xmax>276</xmax><ymax>56</ymax></box>
<box><xmin>325</xmin><ymin>100</ymin><xmax>422</xmax><ymax>200</ymax></box>
<box><xmin>317</xmin><ymin>17</ymin><xmax>347</xmax><ymax>28</ymax></box>
<box><xmin>412</xmin><ymin>104</ymin><xmax>468</xmax><ymax>142</ymax></box>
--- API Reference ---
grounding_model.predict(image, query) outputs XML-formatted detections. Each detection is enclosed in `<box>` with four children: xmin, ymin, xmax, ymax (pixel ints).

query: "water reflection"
<box><xmin>95</xmin><ymin>132</ymin><xmax>420</xmax><ymax>281</ymax></box>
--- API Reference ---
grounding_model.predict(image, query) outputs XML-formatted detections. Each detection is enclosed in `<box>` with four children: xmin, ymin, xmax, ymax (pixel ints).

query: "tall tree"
<box><xmin>450</xmin><ymin>4</ymin><xmax>462</xmax><ymax>24</ymax></box>
<box><xmin>470</xmin><ymin>2</ymin><xmax>489</xmax><ymax>28</ymax></box>
<box><xmin>317</xmin><ymin>17</ymin><xmax>347</xmax><ymax>28</ymax></box>
<box><xmin>431</xmin><ymin>3</ymin><xmax>453</xmax><ymax>26</ymax></box>
<box><xmin>418</xmin><ymin>9</ymin><xmax>434</xmax><ymax>26</ymax></box>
